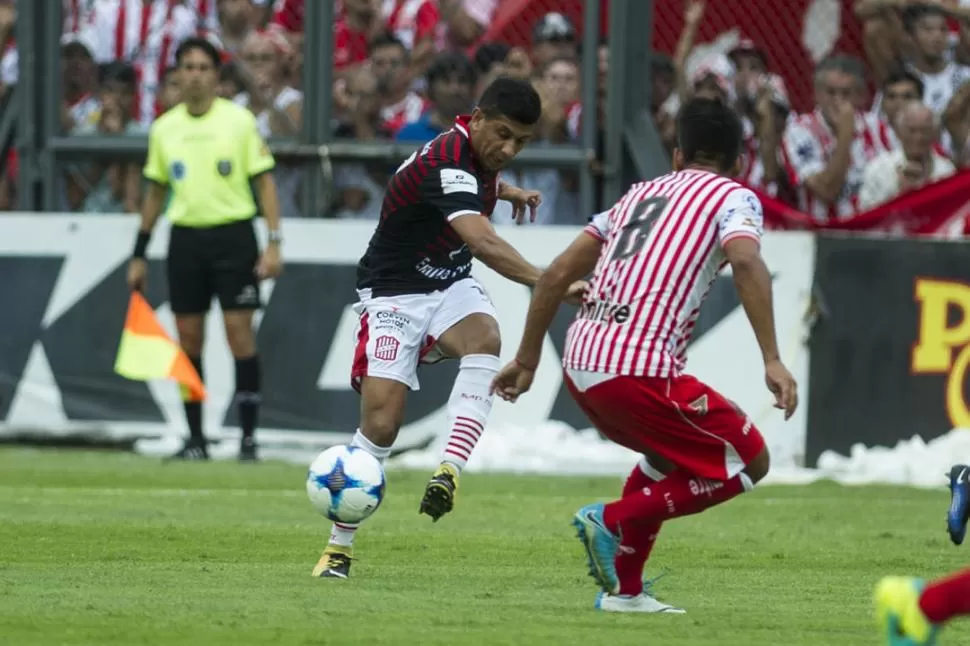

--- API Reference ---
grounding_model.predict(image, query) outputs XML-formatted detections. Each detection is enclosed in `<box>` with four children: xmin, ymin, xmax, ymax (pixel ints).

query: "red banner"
<box><xmin>756</xmin><ymin>171</ymin><xmax>970</xmax><ymax>238</ymax></box>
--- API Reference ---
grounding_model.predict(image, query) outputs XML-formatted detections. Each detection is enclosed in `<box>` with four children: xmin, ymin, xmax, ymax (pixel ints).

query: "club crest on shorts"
<box><xmin>374</xmin><ymin>335</ymin><xmax>400</xmax><ymax>361</ymax></box>
<box><xmin>217</xmin><ymin>160</ymin><xmax>232</xmax><ymax>176</ymax></box>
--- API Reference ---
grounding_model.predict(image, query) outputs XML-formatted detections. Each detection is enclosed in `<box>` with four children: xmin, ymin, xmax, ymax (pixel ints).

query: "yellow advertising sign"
<box><xmin>911</xmin><ymin>278</ymin><xmax>970</xmax><ymax>428</ymax></box>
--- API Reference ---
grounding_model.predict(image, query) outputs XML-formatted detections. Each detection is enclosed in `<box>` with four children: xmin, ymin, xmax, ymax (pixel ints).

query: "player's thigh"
<box><xmin>563</xmin><ymin>369</ymin><xmax>652</xmax><ymax>455</ymax></box>
<box><xmin>427</xmin><ymin>278</ymin><xmax>500</xmax><ymax>360</ymax></box>
<box><xmin>351</xmin><ymin>291</ymin><xmax>437</xmax><ymax>393</ymax></box>
<box><xmin>210</xmin><ymin>220</ymin><xmax>261</xmax><ymax>312</ymax></box>
<box><xmin>652</xmin><ymin>374</ymin><xmax>767</xmax><ymax>481</ymax></box>
<box><xmin>166</xmin><ymin>225</ymin><xmax>213</xmax><ymax>315</ymax></box>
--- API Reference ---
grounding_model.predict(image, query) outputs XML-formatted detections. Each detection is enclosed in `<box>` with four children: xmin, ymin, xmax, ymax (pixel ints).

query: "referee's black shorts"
<box><xmin>166</xmin><ymin>219</ymin><xmax>261</xmax><ymax>315</ymax></box>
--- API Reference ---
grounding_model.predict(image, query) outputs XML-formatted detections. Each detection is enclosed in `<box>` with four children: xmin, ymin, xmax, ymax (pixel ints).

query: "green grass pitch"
<box><xmin>0</xmin><ymin>448</ymin><xmax>965</xmax><ymax>645</ymax></box>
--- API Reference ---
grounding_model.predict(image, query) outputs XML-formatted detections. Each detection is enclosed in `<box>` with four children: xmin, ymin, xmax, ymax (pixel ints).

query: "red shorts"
<box><xmin>563</xmin><ymin>368</ymin><xmax>766</xmax><ymax>481</ymax></box>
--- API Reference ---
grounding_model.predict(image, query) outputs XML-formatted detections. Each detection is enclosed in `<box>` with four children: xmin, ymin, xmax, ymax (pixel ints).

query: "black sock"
<box><xmin>235</xmin><ymin>354</ymin><xmax>261</xmax><ymax>441</ymax></box>
<box><xmin>184</xmin><ymin>355</ymin><xmax>205</xmax><ymax>443</ymax></box>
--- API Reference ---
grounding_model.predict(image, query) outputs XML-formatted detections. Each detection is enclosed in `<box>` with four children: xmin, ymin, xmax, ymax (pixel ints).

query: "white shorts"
<box><xmin>350</xmin><ymin>278</ymin><xmax>498</xmax><ymax>391</ymax></box>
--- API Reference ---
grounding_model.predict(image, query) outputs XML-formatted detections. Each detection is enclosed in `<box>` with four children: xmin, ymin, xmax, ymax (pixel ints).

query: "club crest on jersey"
<box><xmin>374</xmin><ymin>336</ymin><xmax>400</xmax><ymax>361</ymax></box>
<box><xmin>217</xmin><ymin>160</ymin><xmax>232</xmax><ymax>177</ymax></box>
<box><xmin>440</xmin><ymin>168</ymin><xmax>478</xmax><ymax>195</ymax></box>
<box><xmin>171</xmin><ymin>161</ymin><xmax>186</xmax><ymax>180</ymax></box>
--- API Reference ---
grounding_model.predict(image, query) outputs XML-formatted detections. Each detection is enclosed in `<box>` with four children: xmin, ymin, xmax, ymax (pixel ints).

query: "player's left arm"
<box><xmin>451</xmin><ymin>214</ymin><xmax>542</xmax><ymax>286</ymax></box>
<box><xmin>515</xmin><ymin>228</ymin><xmax>603</xmax><ymax>368</ymax></box>
<box><xmin>491</xmin><ymin>225</ymin><xmax>603</xmax><ymax>402</ymax></box>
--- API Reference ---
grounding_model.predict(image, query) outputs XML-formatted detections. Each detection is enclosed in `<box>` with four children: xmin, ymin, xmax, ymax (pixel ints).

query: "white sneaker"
<box><xmin>595</xmin><ymin>591</ymin><xmax>686</xmax><ymax>614</ymax></box>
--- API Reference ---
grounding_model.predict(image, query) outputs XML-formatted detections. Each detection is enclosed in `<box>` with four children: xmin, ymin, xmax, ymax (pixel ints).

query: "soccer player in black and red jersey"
<box><xmin>312</xmin><ymin>77</ymin><xmax>585</xmax><ymax>579</ymax></box>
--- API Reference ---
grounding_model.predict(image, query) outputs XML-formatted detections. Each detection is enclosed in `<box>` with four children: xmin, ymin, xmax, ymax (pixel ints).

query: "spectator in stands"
<box><xmin>438</xmin><ymin>0</ymin><xmax>498</xmax><ymax>49</ymax></box>
<box><xmin>369</xmin><ymin>33</ymin><xmax>427</xmax><ymax>135</ymax></box>
<box><xmin>740</xmin><ymin>74</ymin><xmax>795</xmax><ymax>203</ymax></box>
<box><xmin>209</xmin><ymin>0</ymin><xmax>258</xmax><ymax>55</ymax></box>
<box><xmin>60</xmin><ymin>33</ymin><xmax>100</xmax><ymax>133</ymax></box>
<box><xmin>384</xmin><ymin>0</ymin><xmax>440</xmax><ymax>82</ymax></box>
<box><xmin>472</xmin><ymin>42</ymin><xmax>511</xmax><ymax>98</ymax></box>
<box><xmin>875</xmin><ymin>67</ymin><xmax>925</xmax><ymax>133</ymax></box>
<box><xmin>234</xmin><ymin>31</ymin><xmax>303</xmax><ymax>217</ymax></box>
<box><xmin>650</xmin><ymin>52</ymin><xmax>675</xmax><ymax>120</ymax></box>
<box><xmin>729</xmin><ymin>38</ymin><xmax>769</xmax><ymax>123</ymax></box>
<box><xmin>859</xmin><ymin>101</ymin><xmax>956</xmax><ymax>209</ymax></box>
<box><xmin>332</xmin><ymin>66</ymin><xmax>389</xmax><ymax>220</ymax></box>
<box><xmin>943</xmin><ymin>81</ymin><xmax>970</xmax><ymax>166</ymax></box>
<box><xmin>217</xmin><ymin>60</ymin><xmax>245</xmax><ymax>99</ymax></box>
<box><xmin>531</xmin><ymin>13</ymin><xmax>578</xmax><ymax>71</ymax></box>
<box><xmin>396</xmin><ymin>52</ymin><xmax>476</xmax><ymax>143</ymax></box>
<box><xmin>782</xmin><ymin>55</ymin><xmax>896</xmax><ymax>221</ymax></box>
<box><xmin>67</xmin><ymin>63</ymin><xmax>145</xmax><ymax>214</ymax></box>
<box><xmin>80</xmin><ymin>0</ymin><xmax>199</xmax><ymax>127</ymax></box>
<box><xmin>158</xmin><ymin>66</ymin><xmax>181</xmax><ymax>112</ymax></box>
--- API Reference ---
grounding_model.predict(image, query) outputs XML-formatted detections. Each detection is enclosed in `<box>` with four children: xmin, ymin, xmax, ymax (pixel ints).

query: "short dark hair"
<box><xmin>477</xmin><ymin>76</ymin><xmax>542</xmax><ymax>125</ymax></box>
<box><xmin>882</xmin><ymin>66</ymin><xmax>925</xmax><ymax>99</ymax></box>
<box><xmin>675</xmin><ymin>97</ymin><xmax>743</xmax><ymax>172</ymax></box>
<box><xmin>427</xmin><ymin>52</ymin><xmax>477</xmax><ymax>88</ymax></box>
<box><xmin>473</xmin><ymin>42</ymin><xmax>511</xmax><ymax>75</ymax></box>
<box><xmin>100</xmin><ymin>61</ymin><xmax>137</xmax><ymax>90</ymax></box>
<box><xmin>175</xmin><ymin>37</ymin><xmax>221</xmax><ymax>69</ymax></box>
<box><xmin>368</xmin><ymin>32</ymin><xmax>408</xmax><ymax>57</ymax></box>
<box><xmin>904</xmin><ymin>3</ymin><xmax>948</xmax><ymax>30</ymax></box>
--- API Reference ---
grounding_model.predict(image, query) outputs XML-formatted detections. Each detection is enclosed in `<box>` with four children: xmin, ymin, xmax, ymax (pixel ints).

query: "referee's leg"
<box><xmin>212</xmin><ymin>220</ymin><xmax>263</xmax><ymax>462</ymax></box>
<box><xmin>166</xmin><ymin>225</ymin><xmax>213</xmax><ymax>461</ymax></box>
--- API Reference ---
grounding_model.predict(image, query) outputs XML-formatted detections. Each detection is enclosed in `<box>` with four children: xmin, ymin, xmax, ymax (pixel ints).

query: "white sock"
<box><xmin>327</xmin><ymin>429</ymin><xmax>391</xmax><ymax>548</ymax></box>
<box><xmin>440</xmin><ymin>354</ymin><xmax>500</xmax><ymax>472</ymax></box>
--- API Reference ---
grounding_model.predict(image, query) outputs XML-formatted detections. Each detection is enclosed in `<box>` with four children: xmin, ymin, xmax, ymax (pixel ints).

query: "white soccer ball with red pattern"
<box><xmin>306</xmin><ymin>445</ymin><xmax>386</xmax><ymax>523</ymax></box>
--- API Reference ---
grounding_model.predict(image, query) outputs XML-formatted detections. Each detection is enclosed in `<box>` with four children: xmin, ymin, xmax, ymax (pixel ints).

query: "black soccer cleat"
<box><xmin>239</xmin><ymin>437</ymin><xmax>259</xmax><ymax>463</ymax></box>
<box><xmin>165</xmin><ymin>440</ymin><xmax>209</xmax><ymax>461</ymax></box>
<box><xmin>419</xmin><ymin>463</ymin><xmax>459</xmax><ymax>522</ymax></box>
<box><xmin>312</xmin><ymin>545</ymin><xmax>353</xmax><ymax>579</ymax></box>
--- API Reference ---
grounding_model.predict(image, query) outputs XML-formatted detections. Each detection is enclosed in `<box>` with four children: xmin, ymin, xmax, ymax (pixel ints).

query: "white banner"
<box><xmin>0</xmin><ymin>214</ymin><xmax>814</xmax><ymax>468</ymax></box>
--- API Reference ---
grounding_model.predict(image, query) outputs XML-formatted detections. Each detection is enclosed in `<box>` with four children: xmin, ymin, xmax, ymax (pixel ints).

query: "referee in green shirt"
<box><xmin>127</xmin><ymin>37</ymin><xmax>283</xmax><ymax>462</ymax></box>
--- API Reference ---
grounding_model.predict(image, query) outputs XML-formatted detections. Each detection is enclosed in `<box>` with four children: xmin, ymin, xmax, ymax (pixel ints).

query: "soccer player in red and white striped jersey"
<box><xmin>492</xmin><ymin>97</ymin><xmax>798</xmax><ymax>614</ymax></box>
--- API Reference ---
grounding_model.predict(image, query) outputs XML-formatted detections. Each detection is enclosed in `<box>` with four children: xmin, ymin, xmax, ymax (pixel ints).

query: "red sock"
<box><xmin>603</xmin><ymin>469</ymin><xmax>752</xmax><ymax>531</ymax></box>
<box><xmin>919</xmin><ymin>567</ymin><xmax>970</xmax><ymax>624</ymax></box>
<box><xmin>615</xmin><ymin>461</ymin><xmax>665</xmax><ymax>596</ymax></box>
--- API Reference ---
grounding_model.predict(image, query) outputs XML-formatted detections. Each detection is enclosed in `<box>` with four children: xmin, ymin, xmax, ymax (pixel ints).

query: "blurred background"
<box><xmin>7</xmin><ymin>0</ymin><xmax>968</xmax><ymax>225</ymax></box>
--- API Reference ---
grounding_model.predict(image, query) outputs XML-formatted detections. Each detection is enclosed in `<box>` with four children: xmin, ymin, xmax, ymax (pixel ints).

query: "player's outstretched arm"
<box><xmin>491</xmin><ymin>231</ymin><xmax>602</xmax><ymax>402</ymax></box>
<box><xmin>126</xmin><ymin>181</ymin><xmax>168</xmax><ymax>292</ymax></box>
<box><xmin>724</xmin><ymin>237</ymin><xmax>798</xmax><ymax>418</ymax></box>
<box><xmin>450</xmin><ymin>214</ymin><xmax>542</xmax><ymax>286</ymax></box>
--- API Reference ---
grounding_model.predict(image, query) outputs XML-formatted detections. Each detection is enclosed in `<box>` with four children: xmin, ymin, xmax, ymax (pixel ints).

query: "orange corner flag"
<box><xmin>114</xmin><ymin>292</ymin><xmax>206</xmax><ymax>401</ymax></box>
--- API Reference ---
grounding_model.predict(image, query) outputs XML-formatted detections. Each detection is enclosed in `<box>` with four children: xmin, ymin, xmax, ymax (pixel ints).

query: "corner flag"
<box><xmin>114</xmin><ymin>292</ymin><xmax>206</xmax><ymax>401</ymax></box>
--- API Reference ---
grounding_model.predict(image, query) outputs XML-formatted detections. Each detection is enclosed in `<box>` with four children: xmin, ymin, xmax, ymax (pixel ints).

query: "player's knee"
<box><xmin>175</xmin><ymin>318</ymin><xmax>205</xmax><ymax>357</ymax></box>
<box><xmin>360</xmin><ymin>379</ymin><xmax>408</xmax><ymax>447</ymax></box>
<box><xmin>463</xmin><ymin>324</ymin><xmax>501</xmax><ymax>356</ymax></box>
<box><xmin>743</xmin><ymin>447</ymin><xmax>771</xmax><ymax>485</ymax></box>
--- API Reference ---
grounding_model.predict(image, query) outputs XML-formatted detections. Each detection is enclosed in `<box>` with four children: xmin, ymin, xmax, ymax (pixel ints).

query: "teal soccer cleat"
<box><xmin>572</xmin><ymin>503</ymin><xmax>621</xmax><ymax>594</ymax></box>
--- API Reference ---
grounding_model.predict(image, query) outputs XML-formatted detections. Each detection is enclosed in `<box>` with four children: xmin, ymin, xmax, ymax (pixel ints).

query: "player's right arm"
<box><xmin>450</xmin><ymin>215</ymin><xmax>541</xmax><ymax>286</ymax></box>
<box><xmin>425</xmin><ymin>163</ymin><xmax>541</xmax><ymax>286</ymax></box>
<box><xmin>127</xmin><ymin>123</ymin><xmax>169</xmax><ymax>292</ymax></box>
<box><xmin>718</xmin><ymin>189</ymin><xmax>798</xmax><ymax>419</ymax></box>
<box><xmin>782</xmin><ymin>106</ymin><xmax>854</xmax><ymax>204</ymax></box>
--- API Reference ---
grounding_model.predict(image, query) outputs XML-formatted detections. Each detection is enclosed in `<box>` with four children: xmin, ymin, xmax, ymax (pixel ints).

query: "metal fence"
<box><xmin>12</xmin><ymin>0</ymin><xmax>653</xmax><ymax>220</ymax></box>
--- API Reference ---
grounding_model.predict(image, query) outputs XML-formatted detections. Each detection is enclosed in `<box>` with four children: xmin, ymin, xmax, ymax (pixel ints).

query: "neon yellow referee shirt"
<box><xmin>143</xmin><ymin>98</ymin><xmax>275</xmax><ymax>228</ymax></box>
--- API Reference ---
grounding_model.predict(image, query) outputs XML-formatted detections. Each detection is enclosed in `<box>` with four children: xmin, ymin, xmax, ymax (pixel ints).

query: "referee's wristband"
<box><xmin>132</xmin><ymin>231</ymin><xmax>151</xmax><ymax>259</ymax></box>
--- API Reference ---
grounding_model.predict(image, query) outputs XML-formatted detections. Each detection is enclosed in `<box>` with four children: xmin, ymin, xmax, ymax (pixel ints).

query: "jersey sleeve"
<box><xmin>584</xmin><ymin>210</ymin><xmax>610</xmax><ymax>242</ymax></box>
<box><xmin>781</xmin><ymin>118</ymin><xmax>825</xmax><ymax>184</ymax></box>
<box><xmin>143</xmin><ymin>122</ymin><xmax>168</xmax><ymax>185</ymax></box>
<box><xmin>243</xmin><ymin>112</ymin><xmax>276</xmax><ymax>177</ymax></box>
<box><xmin>424</xmin><ymin>164</ymin><xmax>485</xmax><ymax>222</ymax></box>
<box><xmin>715</xmin><ymin>188</ymin><xmax>764</xmax><ymax>247</ymax></box>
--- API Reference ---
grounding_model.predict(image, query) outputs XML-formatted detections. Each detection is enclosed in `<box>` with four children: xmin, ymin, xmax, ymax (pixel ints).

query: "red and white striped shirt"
<box><xmin>564</xmin><ymin>170</ymin><xmax>764</xmax><ymax>378</ymax></box>
<box><xmin>63</xmin><ymin>0</ymin><xmax>89</xmax><ymax>34</ymax></box>
<box><xmin>383</xmin><ymin>0</ymin><xmax>439</xmax><ymax>50</ymax></box>
<box><xmin>781</xmin><ymin>108</ymin><xmax>895</xmax><ymax>222</ymax></box>
<box><xmin>80</xmin><ymin>0</ymin><xmax>199</xmax><ymax>126</ymax></box>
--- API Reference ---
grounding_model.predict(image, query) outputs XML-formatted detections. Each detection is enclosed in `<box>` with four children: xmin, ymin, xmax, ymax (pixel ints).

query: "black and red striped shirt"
<box><xmin>356</xmin><ymin>116</ymin><xmax>498</xmax><ymax>296</ymax></box>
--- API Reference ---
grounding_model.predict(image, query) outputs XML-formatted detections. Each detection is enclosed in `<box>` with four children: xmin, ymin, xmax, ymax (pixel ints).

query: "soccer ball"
<box><xmin>306</xmin><ymin>445</ymin><xmax>386</xmax><ymax>523</ymax></box>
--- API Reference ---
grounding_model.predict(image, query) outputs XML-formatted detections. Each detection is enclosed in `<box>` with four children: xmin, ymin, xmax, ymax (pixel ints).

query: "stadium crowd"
<box><xmin>0</xmin><ymin>0</ymin><xmax>968</xmax><ymax>223</ymax></box>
